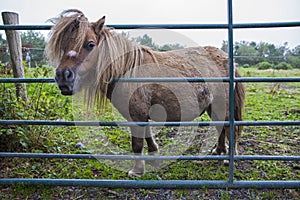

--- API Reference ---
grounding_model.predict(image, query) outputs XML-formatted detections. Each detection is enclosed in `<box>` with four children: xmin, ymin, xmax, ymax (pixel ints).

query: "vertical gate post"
<box><xmin>2</xmin><ymin>11</ymin><xmax>27</xmax><ymax>101</ymax></box>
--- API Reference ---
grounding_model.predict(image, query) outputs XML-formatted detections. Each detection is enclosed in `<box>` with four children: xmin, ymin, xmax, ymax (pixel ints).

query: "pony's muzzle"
<box><xmin>55</xmin><ymin>68</ymin><xmax>76</xmax><ymax>95</ymax></box>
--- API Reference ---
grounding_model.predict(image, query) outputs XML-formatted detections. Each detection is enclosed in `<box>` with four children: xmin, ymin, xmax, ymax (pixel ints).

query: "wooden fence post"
<box><xmin>2</xmin><ymin>11</ymin><xmax>27</xmax><ymax>101</ymax></box>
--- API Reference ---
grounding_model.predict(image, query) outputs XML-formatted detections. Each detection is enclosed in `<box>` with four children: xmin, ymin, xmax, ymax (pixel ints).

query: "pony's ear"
<box><xmin>93</xmin><ymin>16</ymin><xmax>105</xmax><ymax>34</ymax></box>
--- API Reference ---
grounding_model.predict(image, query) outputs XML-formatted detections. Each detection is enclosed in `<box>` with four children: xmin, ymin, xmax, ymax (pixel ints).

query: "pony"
<box><xmin>46</xmin><ymin>9</ymin><xmax>245</xmax><ymax>177</ymax></box>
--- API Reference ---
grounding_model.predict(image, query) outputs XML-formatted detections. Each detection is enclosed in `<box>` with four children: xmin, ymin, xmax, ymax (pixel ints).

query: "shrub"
<box><xmin>242</xmin><ymin>64</ymin><xmax>250</xmax><ymax>68</ymax></box>
<box><xmin>287</xmin><ymin>57</ymin><xmax>300</xmax><ymax>68</ymax></box>
<box><xmin>275</xmin><ymin>62</ymin><xmax>293</xmax><ymax>70</ymax></box>
<box><xmin>257</xmin><ymin>61</ymin><xmax>274</xmax><ymax>70</ymax></box>
<box><xmin>0</xmin><ymin>66</ymin><xmax>73</xmax><ymax>152</ymax></box>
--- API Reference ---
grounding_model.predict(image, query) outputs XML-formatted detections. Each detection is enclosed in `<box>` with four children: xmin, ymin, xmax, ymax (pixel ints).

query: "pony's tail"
<box><xmin>234</xmin><ymin>72</ymin><xmax>246</xmax><ymax>136</ymax></box>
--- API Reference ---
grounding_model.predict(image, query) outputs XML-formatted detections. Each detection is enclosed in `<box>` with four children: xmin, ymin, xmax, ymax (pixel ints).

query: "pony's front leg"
<box><xmin>145</xmin><ymin>126</ymin><xmax>160</xmax><ymax>168</ymax></box>
<box><xmin>128</xmin><ymin>127</ymin><xmax>145</xmax><ymax>177</ymax></box>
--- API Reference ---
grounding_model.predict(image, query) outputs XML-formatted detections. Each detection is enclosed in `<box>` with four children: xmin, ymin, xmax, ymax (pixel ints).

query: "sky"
<box><xmin>0</xmin><ymin>0</ymin><xmax>300</xmax><ymax>48</ymax></box>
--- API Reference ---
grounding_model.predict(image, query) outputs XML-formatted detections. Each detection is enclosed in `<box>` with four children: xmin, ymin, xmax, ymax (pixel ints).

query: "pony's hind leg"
<box><xmin>214</xmin><ymin>126</ymin><xmax>240</xmax><ymax>166</ymax></box>
<box><xmin>206</xmin><ymin>105</ymin><xmax>228</xmax><ymax>156</ymax></box>
<box><xmin>212</xmin><ymin>126</ymin><xmax>228</xmax><ymax>155</ymax></box>
<box><xmin>145</xmin><ymin>126</ymin><xmax>159</xmax><ymax>153</ymax></box>
<box><xmin>227</xmin><ymin>126</ymin><xmax>240</xmax><ymax>155</ymax></box>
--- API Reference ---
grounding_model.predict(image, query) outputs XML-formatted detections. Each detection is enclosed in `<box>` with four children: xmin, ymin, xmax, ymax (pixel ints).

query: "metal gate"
<box><xmin>0</xmin><ymin>0</ymin><xmax>300</xmax><ymax>189</ymax></box>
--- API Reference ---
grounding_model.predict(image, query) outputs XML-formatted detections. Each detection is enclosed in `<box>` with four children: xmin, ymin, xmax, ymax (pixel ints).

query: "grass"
<box><xmin>0</xmin><ymin>66</ymin><xmax>300</xmax><ymax>199</ymax></box>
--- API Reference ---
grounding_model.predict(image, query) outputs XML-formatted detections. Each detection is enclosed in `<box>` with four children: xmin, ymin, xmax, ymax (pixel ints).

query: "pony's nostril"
<box><xmin>63</xmin><ymin>69</ymin><xmax>75</xmax><ymax>81</ymax></box>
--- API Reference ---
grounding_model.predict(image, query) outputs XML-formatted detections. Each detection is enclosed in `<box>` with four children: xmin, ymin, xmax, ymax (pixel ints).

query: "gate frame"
<box><xmin>1</xmin><ymin>0</ymin><xmax>300</xmax><ymax>189</ymax></box>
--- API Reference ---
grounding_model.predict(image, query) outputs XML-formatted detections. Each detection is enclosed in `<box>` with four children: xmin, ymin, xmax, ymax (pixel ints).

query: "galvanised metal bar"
<box><xmin>111</xmin><ymin>22</ymin><xmax>300</xmax><ymax>29</ymax></box>
<box><xmin>0</xmin><ymin>153</ymin><xmax>228</xmax><ymax>160</ymax></box>
<box><xmin>1</xmin><ymin>153</ymin><xmax>300</xmax><ymax>161</ymax></box>
<box><xmin>114</xmin><ymin>77</ymin><xmax>229</xmax><ymax>82</ymax></box>
<box><xmin>114</xmin><ymin>77</ymin><xmax>300</xmax><ymax>83</ymax></box>
<box><xmin>227</xmin><ymin>0</ymin><xmax>235</xmax><ymax>185</ymax></box>
<box><xmin>2</xmin><ymin>77</ymin><xmax>300</xmax><ymax>83</ymax></box>
<box><xmin>0</xmin><ymin>179</ymin><xmax>299</xmax><ymax>189</ymax></box>
<box><xmin>0</xmin><ymin>78</ymin><xmax>55</xmax><ymax>83</ymax></box>
<box><xmin>1</xmin><ymin>120</ymin><xmax>300</xmax><ymax>126</ymax></box>
<box><xmin>0</xmin><ymin>25</ymin><xmax>52</xmax><ymax>30</ymax></box>
<box><xmin>233</xmin><ymin>22</ymin><xmax>300</xmax><ymax>29</ymax></box>
<box><xmin>0</xmin><ymin>77</ymin><xmax>229</xmax><ymax>83</ymax></box>
<box><xmin>1</xmin><ymin>21</ymin><xmax>300</xmax><ymax>30</ymax></box>
<box><xmin>235</xmin><ymin>77</ymin><xmax>300</xmax><ymax>82</ymax></box>
<box><xmin>0</xmin><ymin>120</ymin><xmax>228</xmax><ymax>126</ymax></box>
<box><xmin>235</xmin><ymin>121</ymin><xmax>300</xmax><ymax>126</ymax></box>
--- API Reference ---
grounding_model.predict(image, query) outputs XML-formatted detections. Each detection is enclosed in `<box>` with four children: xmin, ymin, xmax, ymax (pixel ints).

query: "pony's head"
<box><xmin>46</xmin><ymin>9</ymin><xmax>106</xmax><ymax>95</ymax></box>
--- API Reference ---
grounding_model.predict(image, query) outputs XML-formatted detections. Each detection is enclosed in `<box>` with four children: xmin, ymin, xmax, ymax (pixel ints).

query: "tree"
<box><xmin>256</xmin><ymin>42</ymin><xmax>272</xmax><ymax>61</ymax></box>
<box><xmin>132</xmin><ymin>34</ymin><xmax>158</xmax><ymax>50</ymax></box>
<box><xmin>158</xmin><ymin>43</ymin><xmax>185</xmax><ymax>52</ymax></box>
<box><xmin>221</xmin><ymin>40</ymin><xmax>297</xmax><ymax>68</ymax></box>
<box><xmin>234</xmin><ymin>41</ymin><xmax>260</xmax><ymax>66</ymax></box>
<box><xmin>132</xmin><ymin>34</ymin><xmax>185</xmax><ymax>52</ymax></box>
<box><xmin>221</xmin><ymin>40</ymin><xmax>228</xmax><ymax>53</ymax></box>
<box><xmin>286</xmin><ymin>45</ymin><xmax>300</xmax><ymax>68</ymax></box>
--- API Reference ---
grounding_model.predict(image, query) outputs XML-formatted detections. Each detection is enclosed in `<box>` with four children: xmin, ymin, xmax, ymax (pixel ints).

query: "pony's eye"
<box><xmin>85</xmin><ymin>41</ymin><xmax>95</xmax><ymax>51</ymax></box>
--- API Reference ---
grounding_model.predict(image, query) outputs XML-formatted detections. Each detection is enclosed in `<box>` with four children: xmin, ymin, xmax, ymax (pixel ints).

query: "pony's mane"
<box><xmin>85</xmin><ymin>29</ymin><xmax>155</xmax><ymax>109</ymax></box>
<box><xmin>45</xmin><ymin>9</ymin><xmax>90</xmax><ymax>66</ymax></box>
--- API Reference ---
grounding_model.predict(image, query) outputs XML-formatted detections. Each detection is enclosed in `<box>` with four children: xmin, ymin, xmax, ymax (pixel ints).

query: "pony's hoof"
<box><xmin>146</xmin><ymin>151</ymin><xmax>160</xmax><ymax>168</ymax></box>
<box><xmin>223</xmin><ymin>159</ymin><xmax>230</xmax><ymax>166</ymax></box>
<box><xmin>212</xmin><ymin>146</ymin><xmax>228</xmax><ymax>155</ymax></box>
<box><xmin>212</xmin><ymin>147</ymin><xmax>226</xmax><ymax>155</ymax></box>
<box><xmin>128</xmin><ymin>160</ymin><xmax>145</xmax><ymax>177</ymax></box>
<box><xmin>212</xmin><ymin>148</ymin><xmax>220</xmax><ymax>155</ymax></box>
<box><xmin>128</xmin><ymin>169</ymin><xmax>145</xmax><ymax>177</ymax></box>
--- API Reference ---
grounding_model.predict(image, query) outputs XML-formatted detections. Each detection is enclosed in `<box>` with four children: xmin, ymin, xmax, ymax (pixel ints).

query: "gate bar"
<box><xmin>1</xmin><ymin>153</ymin><xmax>300</xmax><ymax>161</ymax></box>
<box><xmin>1</xmin><ymin>120</ymin><xmax>300</xmax><ymax>126</ymax></box>
<box><xmin>227</xmin><ymin>0</ymin><xmax>235</xmax><ymax>184</ymax></box>
<box><xmin>0</xmin><ymin>179</ymin><xmax>299</xmax><ymax>189</ymax></box>
<box><xmin>1</xmin><ymin>21</ymin><xmax>300</xmax><ymax>30</ymax></box>
<box><xmin>2</xmin><ymin>77</ymin><xmax>300</xmax><ymax>83</ymax></box>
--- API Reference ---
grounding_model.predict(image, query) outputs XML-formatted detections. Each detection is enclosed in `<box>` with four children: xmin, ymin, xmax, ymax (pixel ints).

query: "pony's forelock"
<box><xmin>45</xmin><ymin>9</ymin><xmax>90</xmax><ymax>66</ymax></box>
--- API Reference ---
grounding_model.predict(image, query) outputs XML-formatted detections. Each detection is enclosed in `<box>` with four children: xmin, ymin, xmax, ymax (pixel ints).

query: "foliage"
<box><xmin>132</xmin><ymin>34</ymin><xmax>184</xmax><ymax>51</ymax></box>
<box><xmin>158</xmin><ymin>43</ymin><xmax>185</xmax><ymax>52</ymax></box>
<box><xmin>257</xmin><ymin>61</ymin><xmax>274</xmax><ymax>70</ymax></box>
<box><xmin>0</xmin><ymin>64</ymin><xmax>74</xmax><ymax>151</ymax></box>
<box><xmin>132</xmin><ymin>34</ymin><xmax>159</xmax><ymax>50</ymax></box>
<box><xmin>275</xmin><ymin>62</ymin><xmax>293</xmax><ymax>70</ymax></box>
<box><xmin>234</xmin><ymin>41</ymin><xmax>260</xmax><ymax>66</ymax></box>
<box><xmin>242</xmin><ymin>63</ymin><xmax>250</xmax><ymax>68</ymax></box>
<box><xmin>286</xmin><ymin>45</ymin><xmax>300</xmax><ymax>68</ymax></box>
<box><xmin>286</xmin><ymin>56</ymin><xmax>300</xmax><ymax>68</ymax></box>
<box><xmin>222</xmin><ymin>40</ymin><xmax>300</xmax><ymax>68</ymax></box>
<box><xmin>257</xmin><ymin>61</ymin><xmax>293</xmax><ymax>70</ymax></box>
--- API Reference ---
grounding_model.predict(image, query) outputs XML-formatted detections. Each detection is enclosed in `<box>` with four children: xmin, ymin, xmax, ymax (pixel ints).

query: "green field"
<box><xmin>0</xmin><ymin>67</ymin><xmax>299</xmax><ymax>199</ymax></box>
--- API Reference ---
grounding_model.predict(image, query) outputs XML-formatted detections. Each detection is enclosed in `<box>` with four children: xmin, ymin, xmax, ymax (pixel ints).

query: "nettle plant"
<box><xmin>0</xmin><ymin>65</ymin><xmax>73</xmax><ymax>152</ymax></box>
